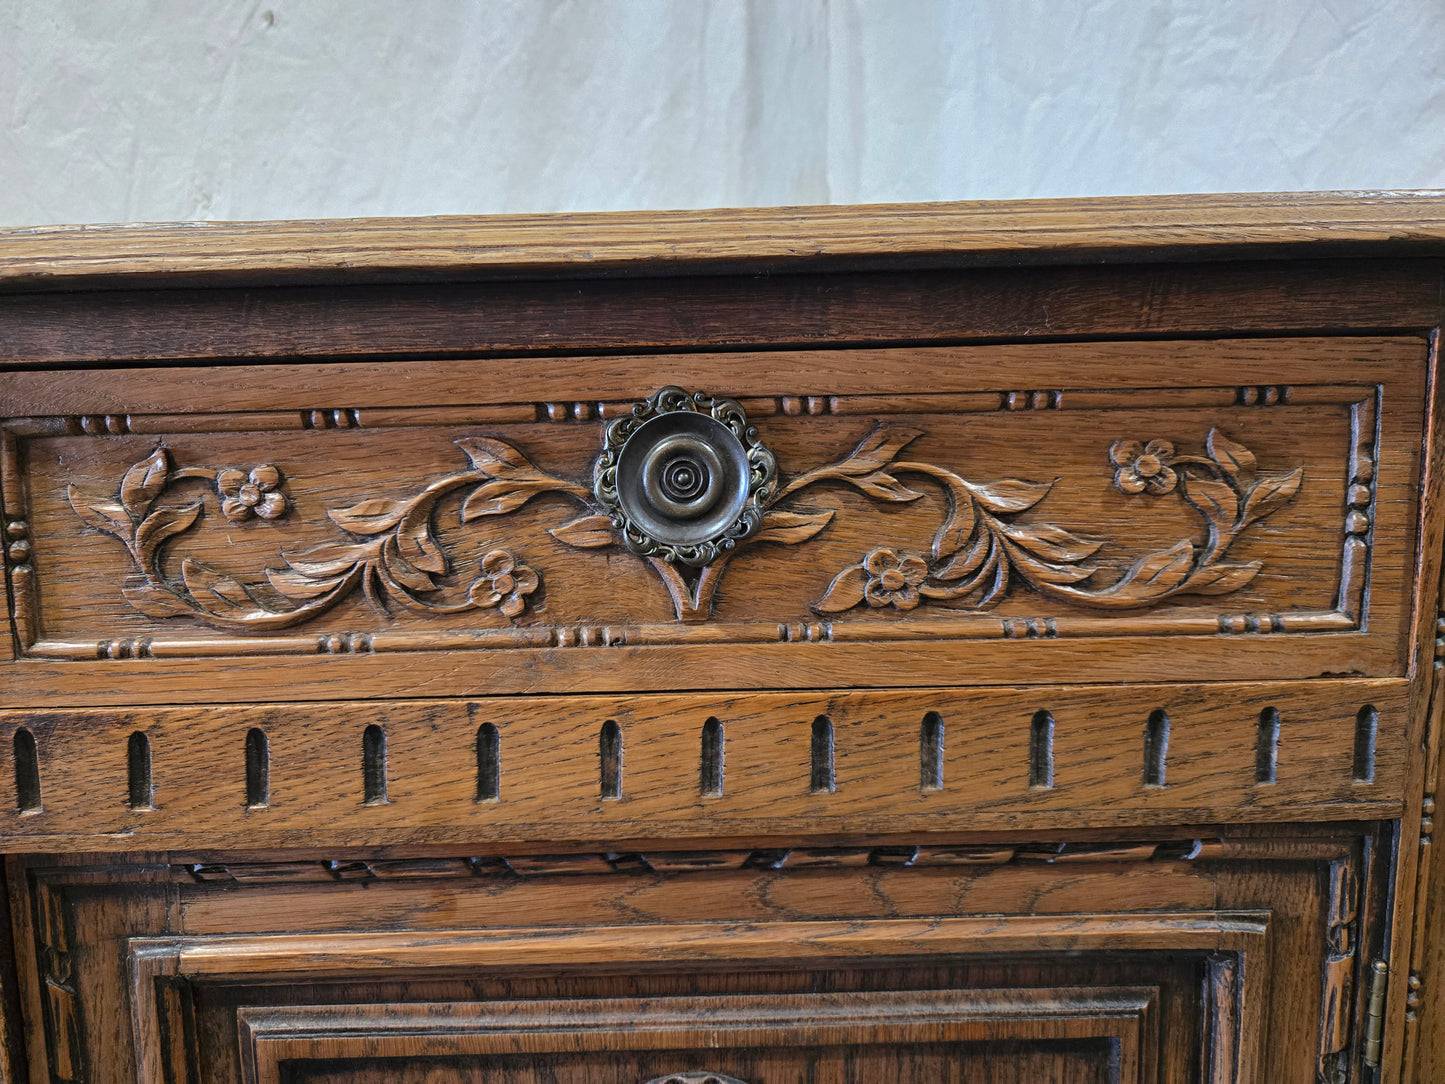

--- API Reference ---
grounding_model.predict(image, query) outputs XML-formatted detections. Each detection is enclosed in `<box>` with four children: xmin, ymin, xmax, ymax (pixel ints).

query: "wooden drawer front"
<box><xmin>0</xmin><ymin>681</ymin><xmax>1405</xmax><ymax>849</ymax></box>
<box><xmin>0</xmin><ymin>336</ymin><xmax>1426</xmax><ymax>704</ymax></box>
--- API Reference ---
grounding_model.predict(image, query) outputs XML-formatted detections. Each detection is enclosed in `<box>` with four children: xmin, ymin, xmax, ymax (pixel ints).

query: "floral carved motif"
<box><xmin>216</xmin><ymin>465</ymin><xmax>287</xmax><ymax>521</ymax></box>
<box><xmin>814</xmin><ymin>427</ymin><xmax>1301</xmax><ymax>614</ymax></box>
<box><xmin>67</xmin><ymin>443</ymin><xmax>565</xmax><ymax>630</ymax></box>
<box><xmin>68</xmin><ymin>418</ymin><xmax>1302</xmax><ymax>631</ymax></box>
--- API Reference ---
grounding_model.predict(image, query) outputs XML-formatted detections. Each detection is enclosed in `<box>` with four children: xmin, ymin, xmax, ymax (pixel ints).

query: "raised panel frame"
<box><xmin>232</xmin><ymin>988</ymin><xmax>1162</xmax><ymax>1084</ymax></box>
<box><xmin>126</xmin><ymin>915</ymin><xmax>1266</xmax><ymax>1084</ymax></box>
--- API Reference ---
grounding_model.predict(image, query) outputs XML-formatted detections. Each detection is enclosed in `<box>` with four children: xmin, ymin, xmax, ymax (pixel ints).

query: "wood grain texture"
<box><xmin>139</xmin><ymin>913</ymin><xmax>1271</xmax><ymax>975</ymax></box>
<box><xmin>1377</xmin><ymin>328</ymin><xmax>1445</xmax><ymax>1083</ymax></box>
<box><xmin>1397</xmin><ymin>329</ymin><xmax>1445</xmax><ymax>1078</ymax></box>
<box><xmin>1407</xmin><ymin>654</ymin><xmax>1445</xmax><ymax>1078</ymax></box>
<box><xmin>0</xmin><ymin>863</ymin><xmax>26</xmax><ymax>1084</ymax></box>
<box><xmin>7</xmin><ymin>831</ymin><xmax>1375</xmax><ymax>1084</ymax></box>
<box><xmin>0</xmin><ymin>682</ymin><xmax>1409</xmax><ymax>851</ymax></box>
<box><xmin>2</xmin><ymin>190</ymin><xmax>1445</xmax><ymax>290</ymax></box>
<box><xmin>2</xmin><ymin>260</ymin><xmax>1443</xmax><ymax>371</ymax></box>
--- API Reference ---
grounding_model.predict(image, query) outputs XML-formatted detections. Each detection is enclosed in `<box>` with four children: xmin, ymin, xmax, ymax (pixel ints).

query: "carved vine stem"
<box><xmin>69</xmin><ymin>441</ymin><xmax>588</xmax><ymax>630</ymax></box>
<box><xmin>811</xmin><ymin>430</ymin><xmax>1301</xmax><ymax>614</ymax></box>
<box><xmin>70</xmin><ymin>423</ymin><xmax>1302</xmax><ymax>630</ymax></box>
<box><xmin>646</xmin><ymin>553</ymin><xmax>737</xmax><ymax>622</ymax></box>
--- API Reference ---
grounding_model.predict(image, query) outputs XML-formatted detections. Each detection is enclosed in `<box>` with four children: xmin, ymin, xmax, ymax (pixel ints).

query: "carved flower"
<box><xmin>469</xmin><ymin>549</ymin><xmax>539</xmax><ymax>618</ymax></box>
<box><xmin>217</xmin><ymin>465</ymin><xmax>287</xmax><ymax>521</ymax></box>
<box><xmin>862</xmin><ymin>547</ymin><xmax>929</xmax><ymax>610</ymax></box>
<box><xmin>1109</xmin><ymin>439</ymin><xmax>1178</xmax><ymax>495</ymax></box>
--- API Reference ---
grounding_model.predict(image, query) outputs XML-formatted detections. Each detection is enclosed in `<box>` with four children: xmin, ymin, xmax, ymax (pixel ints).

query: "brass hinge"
<box><xmin>1364</xmin><ymin>958</ymin><xmax>1389</xmax><ymax>1068</ymax></box>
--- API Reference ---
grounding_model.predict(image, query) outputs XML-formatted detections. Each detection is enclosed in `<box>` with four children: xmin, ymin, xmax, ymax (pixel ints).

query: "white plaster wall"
<box><xmin>1</xmin><ymin>0</ymin><xmax>1443</xmax><ymax>226</ymax></box>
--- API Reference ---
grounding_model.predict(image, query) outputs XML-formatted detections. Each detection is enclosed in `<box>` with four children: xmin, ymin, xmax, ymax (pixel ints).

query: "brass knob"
<box><xmin>594</xmin><ymin>387</ymin><xmax>776</xmax><ymax>566</ymax></box>
<box><xmin>639</xmin><ymin>430</ymin><xmax>728</xmax><ymax>522</ymax></box>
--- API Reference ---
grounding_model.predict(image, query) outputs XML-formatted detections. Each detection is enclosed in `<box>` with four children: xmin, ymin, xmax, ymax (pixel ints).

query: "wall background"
<box><xmin>2</xmin><ymin>0</ymin><xmax>1443</xmax><ymax>227</ymax></box>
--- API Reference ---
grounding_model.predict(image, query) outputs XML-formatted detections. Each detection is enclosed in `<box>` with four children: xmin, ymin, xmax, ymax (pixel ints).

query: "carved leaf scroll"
<box><xmin>813</xmin><ymin>427</ymin><xmax>1302</xmax><ymax>614</ymax></box>
<box><xmin>70</xmin><ymin>416</ymin><xmax>1303</xmax><ymax>633</ymax></box>
<box><xmin>120</xmin><ymin>448</ymin><xmax>169</xmax><ymax>514</ymax></box>
<box><xmin>70</xmin><ymin>445</ymin><xmax>556</xmax><ymax>630</ymax></box>
<box><xmin>549</xmin><ymin>514</ymin><xmax>618</xmax><ymax>549</ymax></box>
<box><xmin>751</xmin><ymin>509</ymin><xmax>836</xmax><ymax>545</ymax></box>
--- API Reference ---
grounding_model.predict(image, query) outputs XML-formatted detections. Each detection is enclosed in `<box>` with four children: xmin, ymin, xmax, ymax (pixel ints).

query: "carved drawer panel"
<box><xmin>0</xmin><ymin>336</ymin><xmax>1426</xmax><ymax>705</ymax></box>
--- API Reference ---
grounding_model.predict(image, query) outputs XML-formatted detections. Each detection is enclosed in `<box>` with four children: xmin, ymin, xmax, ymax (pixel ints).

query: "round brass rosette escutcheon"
<box><xmin>594</xmin><ymin>387</ymin><xmax>777</xmax><ymax>566</ymax></box>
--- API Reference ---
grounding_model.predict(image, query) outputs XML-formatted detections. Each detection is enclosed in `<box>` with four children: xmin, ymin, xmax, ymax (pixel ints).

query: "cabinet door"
<box><xmin>9</xmin><ymin>829</ymin><xmax>1387</xmax><ymax>1083</ymax></box>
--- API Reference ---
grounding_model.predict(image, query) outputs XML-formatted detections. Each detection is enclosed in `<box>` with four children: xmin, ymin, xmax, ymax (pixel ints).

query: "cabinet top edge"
<box><xmin>4</xmin><ymin>190</ymin><xmax>1445</xmax><ymax>292</ymax></box>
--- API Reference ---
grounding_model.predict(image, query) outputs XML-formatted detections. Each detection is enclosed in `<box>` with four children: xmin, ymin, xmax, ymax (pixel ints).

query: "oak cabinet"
<box><xmin>1</xmin><ymin>193</ymin><xmax>1444</xmax><ymax>1080</ymax></box>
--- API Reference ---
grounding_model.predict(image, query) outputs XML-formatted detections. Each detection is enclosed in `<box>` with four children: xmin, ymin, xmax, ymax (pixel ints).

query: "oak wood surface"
<box><xmin>0</xmin><ymin>683</ymin><xmax>1410</xmax><ymax>852</ymax></box>
<box><xmin>1405</xmin><ymin>653</ymin><xmax>1445</xmax><ymax>1076</ymax></box>
<box><xmin>145</xmin><ymin>913</ymin><xmax>1270</xmax><ymax>975</ymax></box>
<box><xmin>5</xmin><ymin>830</ymin><xmax>1380</xmax><ymax>1083</ymax></box>
<box><xmin>234</xmin><ymin>989</ymin><xmax>1161</xmax><ymax>1084</ymax></box>
<box><xmin>240</xmin><ymin>1000</ymin><xmax>1154</xmax><ymax>1084</ymax></box>
<box><xmin>2</xmin><ymin>191</ymin><xmax>1445</xmax><ymax>290</ymax></box>
<box><xmin>2</xmin><ymin>260</ymin><xmax>1443</xmax><ymax>370</ymax></box>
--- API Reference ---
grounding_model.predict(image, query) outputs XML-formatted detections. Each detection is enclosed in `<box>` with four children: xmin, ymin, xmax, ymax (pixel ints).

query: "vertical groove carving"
<box><xmin>1030</xmin><ymin>710</ymin><xmax>1055</xmax><ymax>789</ymax></box>
<box><xmin>126</xmin><ymin>731</ymin><xmax>153</xmax><ymax>811</ymax></box>
<box><xmin>1143</xmin><ymin>709</ymin><xmax>1170</xmax><ymax>788</ymax></box>
<box><xmin>1316</xmin><ymin>855</ymin><xmax>1360</xmax><ymax>1082</ymax></box>
<box><xmin>245</xmin><ymin>728</ymin><xmax>269</xmax><ymax>809</ymax></box>
<box><xmin>810</xmin><ymin>715</ymin><xmax>835</xmax><ymax>793</ymax></box>
<box><xmin>33</xmin><ymin>878</ymin><xmax>84</xmax><ymax>1081</ymax></box>
<box><xmin>919</xmin><ymin>712</ymin><xmax>944</xmax><ymax>791</ymax></box>
<box><xmin>1354</xmin><ymin>705</ymin><xmax>1377</xmax><ymax>783</ymax></box>
<box><xmin>1256</xmin><ymin>707</ymin><xmax>1280</xmax><ymax>784</ymax></box>
<box><xmin>13</xmin><ymin>728</ymin><xmax>40</xmax><ymax>813</ymax></box>
<box><xmin>700</xmin><ymin>717</ymin><xmax>724</xmax><ymax>798</ymax></box>
<box><xmin>362</xmin><ymin>724</ymin><xmax>388</xmax><ymax>805</ymax></box>
<box><xmin>475</xmin><ymin>723</ymin><xmax>500</xmax><ymax>802</ymax></box>
<box><xmin>1203</xmin><ymin>953</ymin><xmax>1242</xmax><ymax>1082</ymax></box>
<box><xmin>599</xmin><ymin>720</ymin><xmax>623</xmax><ymax>800</ymax></box>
